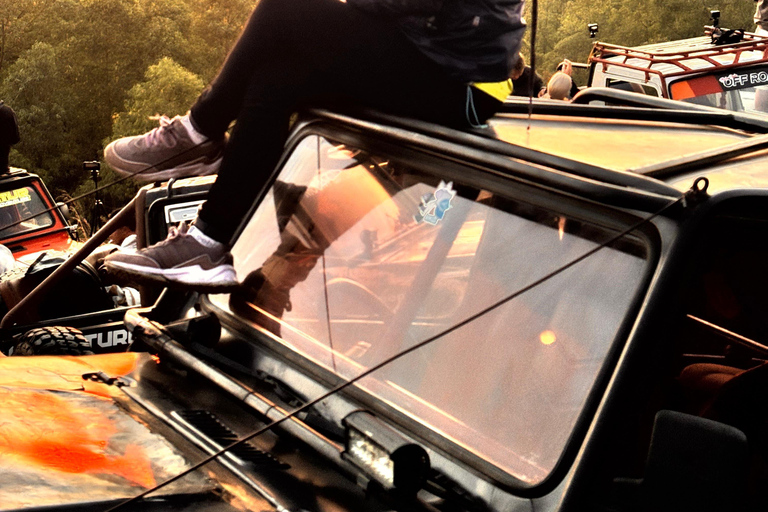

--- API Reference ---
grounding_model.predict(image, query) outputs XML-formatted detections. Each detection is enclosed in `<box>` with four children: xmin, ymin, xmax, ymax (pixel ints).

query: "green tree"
<box><xmin>0</xmin><ymin>0</ymin><xmax>215</xmax><ymax>206</ymax></box>
<box><xmin>86</xmin><ymin>56</ymin><xmax>205</xmax><ymax>217</ymax></box>
<box><xmin>0</xmin><ymin>42</ymin><xmax>81</xmax><ymax>193</ymax></box>
<box><xmin>55</xmin><ymin>0</ymin><xmax>195</xmax><ymax>163</ymax></box>
<box><xmin>182</xmin><ymin>0</ymin><xmax>252</xmax><ymax>81</ymax></box>
<box><xmin>0</xmin><ymin>0</ymin><xmax>60</xmax><ymax>74</ymax></box>
<box><xmin>110</xmin><ymin>56</ymin><xmax>204</xmax><ymax>138</ymax></box>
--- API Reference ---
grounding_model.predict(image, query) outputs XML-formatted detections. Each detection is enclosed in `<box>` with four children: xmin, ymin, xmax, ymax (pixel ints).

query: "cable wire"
<box><xmin>527</xmin><ymin>0</ymin><xmax>539</xmax><ymax>123</ymax></box>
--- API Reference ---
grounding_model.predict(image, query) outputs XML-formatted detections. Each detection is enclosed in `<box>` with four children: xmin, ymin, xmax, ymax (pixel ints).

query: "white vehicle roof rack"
<box><xmin>589</xmin><ymin>28</ymin><xmax>768</xmax><ymax>83</ymax></box>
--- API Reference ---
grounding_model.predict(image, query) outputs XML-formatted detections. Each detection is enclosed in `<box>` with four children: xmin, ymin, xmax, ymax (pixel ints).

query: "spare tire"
<box><xmin>9</xmin><ymin>326</ymin><xmax>94</xmax><ymax>356</ymax></box>
<box><xmin>0</xmin><ymin>251</ymin><xmax>114</xmax><ymax>322</ymax></box>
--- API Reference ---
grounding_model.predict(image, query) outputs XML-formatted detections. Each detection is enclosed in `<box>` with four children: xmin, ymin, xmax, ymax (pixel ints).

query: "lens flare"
<box><xmin>539</xmin><ymin>330</ymin><xmax>557</xmax><ymax>345</ymax></box>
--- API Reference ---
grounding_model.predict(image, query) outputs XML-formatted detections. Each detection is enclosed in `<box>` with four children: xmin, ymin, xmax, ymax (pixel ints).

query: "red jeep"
<box><xmin>0</xmin><ymin>167</ymin><xmax>78</xmax><ymax>259</ymax></box>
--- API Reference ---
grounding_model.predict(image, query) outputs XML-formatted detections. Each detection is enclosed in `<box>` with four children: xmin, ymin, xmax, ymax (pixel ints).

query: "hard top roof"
<box><xmin>313</xmin><ymin>91</ymin><xmax>768</xmax><ymax>207</ymax></box>
<box><xmin>489</xmin><ymin>112</ymin><xmax>746</xmax><ymax>172</ymax></box>
<box><xmin>0</xmin><ymin>167</ymin><xmax>44</xmax><ymax>189</ymax></box>
<box><xmin>492</xmin><ymin>96</ymin><xmax>768</xmax><ymax>195</ymax></box>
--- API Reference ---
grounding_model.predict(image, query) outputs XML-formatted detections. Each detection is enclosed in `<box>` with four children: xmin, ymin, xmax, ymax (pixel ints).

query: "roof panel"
<box><xmin>489</xmin><ymin>114</ymin><xmax>748</xmax><ymax>173</ymax></box>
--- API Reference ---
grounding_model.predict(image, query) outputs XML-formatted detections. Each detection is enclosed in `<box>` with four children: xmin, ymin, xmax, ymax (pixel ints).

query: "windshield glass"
<box><xmin>0</xmin><ymin>185</ymin><xmax>54</xmax><ymax>238</ymax></box>
<box><xmin>669</xmin><ymin>65</ymin><xmax>768</xmax><ymax>114</ymax></box>
<box><xmin>212</xmin><ymin>134</ymin><xmax>652</xmax><ymax>485</ymax></box>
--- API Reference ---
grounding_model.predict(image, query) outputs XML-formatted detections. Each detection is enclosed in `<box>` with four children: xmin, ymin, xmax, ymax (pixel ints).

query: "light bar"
<box><xmin>342</xmin><ymin>411</ymin><xmax>430</xmax><ymax>496</ymax></box>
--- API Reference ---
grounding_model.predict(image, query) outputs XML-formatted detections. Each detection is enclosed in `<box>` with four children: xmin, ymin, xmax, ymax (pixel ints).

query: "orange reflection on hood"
<box><xmin>0</xmin><ymin>387</ymin><xmax>156</xmax><ymax>488</ymax></box>
<box><xmin>0</xmin><ymin>352</ymin><xmax>142</xmax><ymax>391</ymax></box>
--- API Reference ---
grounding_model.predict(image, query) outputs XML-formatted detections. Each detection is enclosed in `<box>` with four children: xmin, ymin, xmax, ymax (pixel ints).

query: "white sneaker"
<box><xmin>104</xmin><ymin>223</ymin><xmax>238</xmax><ymax>293</ymax></box>
<box><xmin>104</xmin><ymin>115</ymin><xmax>226</xmax><ymax>183</ymax></box>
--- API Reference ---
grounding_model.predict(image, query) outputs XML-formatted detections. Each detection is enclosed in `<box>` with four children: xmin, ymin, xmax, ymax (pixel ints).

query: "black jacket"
<box><xmin>347</xmin><ymin>0</ymin><xmax>526</xmax><ymax>83</ymax></box>
<box><xmin>511</xmin><ymin>67</ymin><xmax>544</xmax><ymax>97</ymax></box>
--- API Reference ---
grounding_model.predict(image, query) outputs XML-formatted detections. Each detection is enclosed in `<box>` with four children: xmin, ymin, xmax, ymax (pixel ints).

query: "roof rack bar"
<box><xmin>589</xmin><ymin>51</ymin><xmax>768</xmax><ymax>82</ymax></box>
<box><xmin>591</xmin><ymin>31</ymin><xmax>768</xmax><ymax>61</ymax></box>
<box><xmin>589</xmin><ymin>32</ymin><xmax>768</xmax><ymax>84</ymax></box>
<box><xmin>593</xmin><ymin>39</ymin><xmax>768</xmax><ymax>60</ymax></box>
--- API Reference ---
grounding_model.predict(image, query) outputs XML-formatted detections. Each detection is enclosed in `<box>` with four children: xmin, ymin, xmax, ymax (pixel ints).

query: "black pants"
<box><xmin>191</xmin><ymin>0</ymin><xmax>499</xmax><ymax>244</ymax></box>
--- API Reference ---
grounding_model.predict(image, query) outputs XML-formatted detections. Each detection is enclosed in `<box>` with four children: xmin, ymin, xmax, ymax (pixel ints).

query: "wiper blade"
<box><xmin>189</xmin><ymin>340</ymin><xmax>308</xmax><ymax>407</ymax></box>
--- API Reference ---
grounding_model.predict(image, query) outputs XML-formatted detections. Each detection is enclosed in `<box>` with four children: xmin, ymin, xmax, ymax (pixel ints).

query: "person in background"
<box><xmin>756</xmin><ymin>0</ymin><xmax>768</xmax><ymax>36</ymax></box>
<box><xmin>753</xmin><ymin>1</ymin><xmax>768</xmax><ymax>111</ymax></box>
<box><xmin>540</xmin><ymin>72</ymin><xmax>573</xmax><ymax>101</ymax></box>
<box><xmin>0</xmin><ymin>102</ymin><xmax>20</xmax><ymax>173</ymax></box>
<box><xmin>103</xmin><ymin>0</ymin><xmax>527</xmax><ymax>292</ymax></box>
<box><xmin>547</xmin><ymin>59</ymin><xmax>580</xmax><ymax>99</ymax></box>
<box><xmin>509</xmin><ymin>53</ymin><xmax>545</xmax><ymax>98</ymax></box>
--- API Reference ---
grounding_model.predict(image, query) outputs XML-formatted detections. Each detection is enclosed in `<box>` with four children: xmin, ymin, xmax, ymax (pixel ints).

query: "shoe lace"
<box><xmin>151</xmin><ymin>222</ymin><xmax>189</xmax><ymax>249</ymax></box>
<box><xmin>145</xmin><ymin>115</ymin><xmax>183</xmax><ymax>146</ymax></box>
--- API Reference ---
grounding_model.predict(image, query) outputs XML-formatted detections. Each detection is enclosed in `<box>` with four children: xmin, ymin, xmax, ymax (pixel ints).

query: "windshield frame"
<box><xmin>203</xmin><ymin>120</ymin><xmax>662</xmax><ymax>494</ymax></box>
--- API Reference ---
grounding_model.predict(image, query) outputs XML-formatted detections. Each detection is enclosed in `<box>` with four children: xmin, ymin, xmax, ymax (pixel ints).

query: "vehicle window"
<box><xmin>0</xmin><ymin>186</ymin><xmax>54</xmax><ymax>238</ymax></box>
<box><xmin>669</xmin><ymin>66</ymin><xmax>768</xmax><ymax>114</ymax></box>
<box><xmin>606</xmin><ymin>78</ymin><xmax>659</xmax><ymax>96</ymax></box>
<box><xmin>214</xmin><ymin>134</ymin><xmax>652</xmax><ymax>485</ymax></box>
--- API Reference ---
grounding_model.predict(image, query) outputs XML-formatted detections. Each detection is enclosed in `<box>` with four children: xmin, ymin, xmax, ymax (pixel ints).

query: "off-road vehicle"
<box><xmin>0</xmin><ymin>175</ymin><xmax>214</xmax><ymax>356</ymax></box>
<box><xmin>587</xmin><ymin>19</ymin><xmax>768</xmax><ymax>114</ymax></box>
<box><xmin>0</xmin><ymin>167</ymin><xmax>78</xmax><ymax>259</ymax></box>
<box><xmin>4</xmin><ymin>91</ymin><xmax>768</xmax><ymax>511</ymax></box>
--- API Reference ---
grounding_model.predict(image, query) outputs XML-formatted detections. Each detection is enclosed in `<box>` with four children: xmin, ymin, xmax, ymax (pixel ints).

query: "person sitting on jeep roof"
<box><xmin>0</xmin><ymin>102</ymin><xmax>19</xmax><ymax>174</ymax></box>
<box><xmin>103</xmin><ymin>0</ymin><xmax>527</xmax><ymax>291</ymax></box>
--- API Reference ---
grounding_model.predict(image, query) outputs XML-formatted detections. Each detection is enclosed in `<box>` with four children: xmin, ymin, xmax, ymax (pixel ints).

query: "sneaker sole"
<box><xmin>105</xmin><ymin>260</ymin><xmax>239</xmax><ymax>293</ymax></box>
<box><xmin>132</xmin><ymin>157</ymin><xmax>222</xmax><ymax>183</ymax></box>
<box><xmin>104</xmin><ymin>135</ymin><xmax>224</xmax><ymax>179</ymax></box>
<box><xmin>105</xmin><ymin>145</ymin><xmax>222</xmax><ymax>183</ymax></box>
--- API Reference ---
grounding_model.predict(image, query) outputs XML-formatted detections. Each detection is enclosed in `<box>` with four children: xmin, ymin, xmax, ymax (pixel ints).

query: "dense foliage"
<box><xmin>0</xmin><ymin>0</ymin><xmax>252</xmax><ymax>232</ymax></box>
<box><xmin>0</xmin><ymin>0</ymin><xmax>757</xmax><ymax>230</ymax></box>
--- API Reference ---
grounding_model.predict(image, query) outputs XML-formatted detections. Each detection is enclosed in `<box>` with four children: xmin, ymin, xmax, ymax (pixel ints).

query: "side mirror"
<box><xmin>57</xmin><ymin>202</ymin><xmax>79</xmax><ymax>241</ymax></box>
<box><xmin>56</xmin><ymin>201</ymin><xmax>70</xmax><ymax>221</ymax></box>
<box><xmin>0</xmin><ymin>244</ymin><xmax>14</xmax><ymax>274</ymax></box>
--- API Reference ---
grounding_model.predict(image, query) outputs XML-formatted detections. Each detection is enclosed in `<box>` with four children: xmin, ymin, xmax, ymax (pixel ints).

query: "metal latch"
<box><xmin>82</xmin><ymin>371</ymin><xmax>132</xmax><ymax>387</ymax></box>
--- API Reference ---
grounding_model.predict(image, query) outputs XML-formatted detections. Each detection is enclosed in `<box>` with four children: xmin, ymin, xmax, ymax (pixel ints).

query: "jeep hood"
<box><xmin>0</xmin><ymin>353</ymin><xmax>214</xmax><ymax>510</ymax></box>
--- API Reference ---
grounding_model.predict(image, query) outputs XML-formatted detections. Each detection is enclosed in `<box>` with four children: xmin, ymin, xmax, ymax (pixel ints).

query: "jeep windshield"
<box><xmin>669</xmin><ymin>64</ymin><xmax>768</xmax><ymax>114</ymax></box>
<box><xmin>0</xmin><ymin>184</ymin><xmax>55</xmax><ymax>238</ymax></box>
<box><xmin>210</xmin><ymin>133</ymin><xmax>653</xmax><ymax>485</ymax></box>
